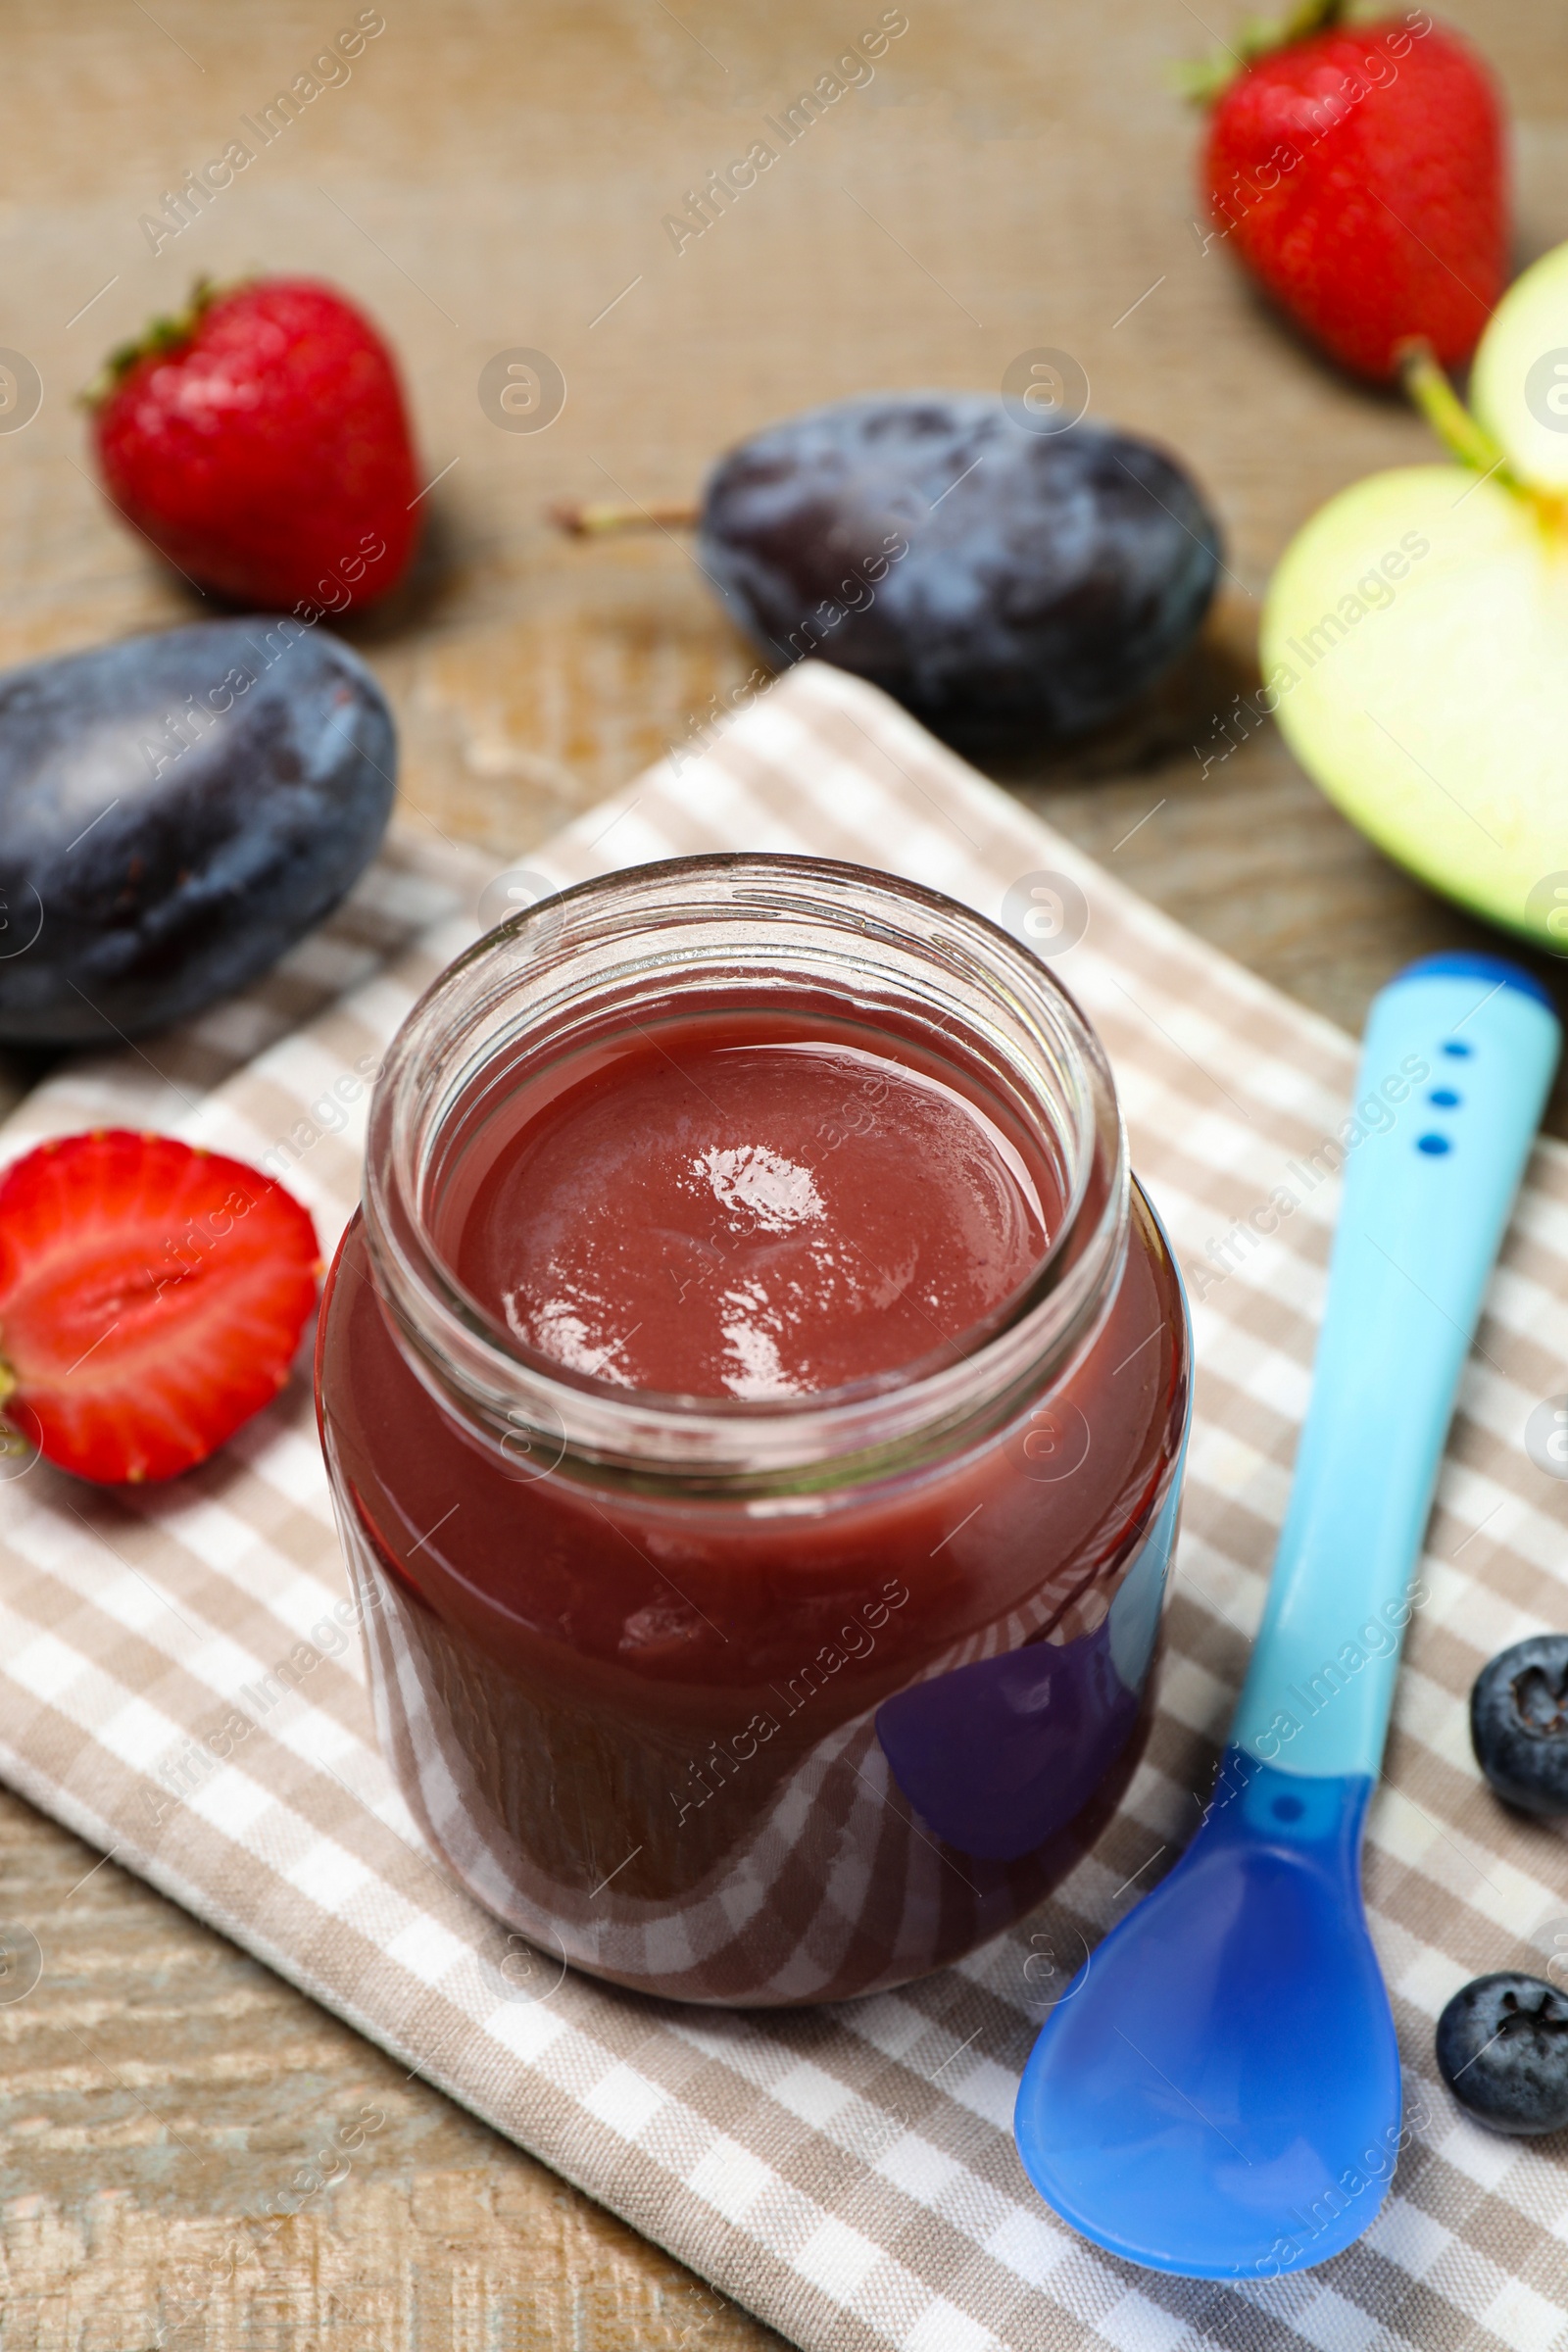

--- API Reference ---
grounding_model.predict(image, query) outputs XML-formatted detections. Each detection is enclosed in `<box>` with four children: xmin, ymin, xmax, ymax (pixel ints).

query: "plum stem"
<box><xmin>549</xmin><ymin>498</ymin><xmax>702</xmax><ymax>538</ymax></box>
<box><xmin>1173</xmin><ymin>0</ymin><xmax>1344</xmax><ymax>103</ymax></box>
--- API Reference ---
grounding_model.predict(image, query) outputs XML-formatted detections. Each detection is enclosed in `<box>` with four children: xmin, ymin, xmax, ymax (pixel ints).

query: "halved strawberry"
<box><xmin>0</xmin><ymin>1130</ymin><xmax>320</xmax><ymax>1486</ymax></box>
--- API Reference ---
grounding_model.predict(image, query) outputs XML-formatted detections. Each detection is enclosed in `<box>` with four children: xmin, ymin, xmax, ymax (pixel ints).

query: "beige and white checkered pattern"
<box><xmin>2</xmin><ymin>661</ymin><xmax>1567</xmax><ymax>2352</ymax></box>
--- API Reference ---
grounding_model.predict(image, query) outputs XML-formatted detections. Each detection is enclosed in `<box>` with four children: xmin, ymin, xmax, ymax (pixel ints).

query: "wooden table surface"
<box><xmin>2</xmin><ymin>2</ymin><xmax>1566</xmax><ymax>2343</ymax></box>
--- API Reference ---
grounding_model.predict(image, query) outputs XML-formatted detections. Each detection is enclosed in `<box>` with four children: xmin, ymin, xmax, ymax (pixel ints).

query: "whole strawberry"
<box><xmin>88</xmin><ymin>277</ymin><xmax>421</xmax><ymax>611</ymax></box>
<box><xmin>1194</xmin><ymin>3</ymin><xmax>1508</xmax><ymax>381</ymax></box>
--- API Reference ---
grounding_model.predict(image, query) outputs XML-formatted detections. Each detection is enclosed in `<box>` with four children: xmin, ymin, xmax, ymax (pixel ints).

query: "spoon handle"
<box><xmin>1229</xmin><ymin>955</ymin><xmax>1559</xmax><ymax>1783</ymax></box>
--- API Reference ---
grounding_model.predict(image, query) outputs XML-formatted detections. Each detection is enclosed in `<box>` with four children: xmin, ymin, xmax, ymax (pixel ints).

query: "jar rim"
<box><xmin>362</xmin><ymin>853</ymin><xmax>1130</xmax><ymax>1484</ymax></box>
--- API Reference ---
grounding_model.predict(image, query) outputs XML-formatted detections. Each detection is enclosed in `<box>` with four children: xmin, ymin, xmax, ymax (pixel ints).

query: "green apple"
<box><xmin>1261</xmin><ymin>243</ymin><xmax>1568</xmax><ymax>951</ymax></box>
<box><xmin>1472</xmin><ymin>240</ymin><xmax>1568</xmax><ymax>493</ymax></box>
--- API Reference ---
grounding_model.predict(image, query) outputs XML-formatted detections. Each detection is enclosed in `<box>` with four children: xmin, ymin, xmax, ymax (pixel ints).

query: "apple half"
<box><xmin>1261</xmin><ymin>244</ymin><xmax>1568</xmax><ymax>951</ymax></box>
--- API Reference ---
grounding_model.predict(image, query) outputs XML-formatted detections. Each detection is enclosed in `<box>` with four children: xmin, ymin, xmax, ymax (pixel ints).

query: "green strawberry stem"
<box><xmin>1174</xmin><ymin>0</ymin><xmax>1345</xmax><ymax>104</ymax></box>
<box><xmin>79</xmin><ymin>276</ymin><xmax>228</xmax><ymax>409</ymax></box>
<box><xmin>1397</xmin><ymin>339</ymin><xmax>1518</xmax><ymax>482</ymax></box>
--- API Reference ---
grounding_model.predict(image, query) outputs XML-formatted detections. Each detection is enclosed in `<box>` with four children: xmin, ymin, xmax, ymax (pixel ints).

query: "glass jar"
<box><xmin>316</xmin><ymin>855</ymin><xmax>1190</xmax><ymax>2006</ymax></box>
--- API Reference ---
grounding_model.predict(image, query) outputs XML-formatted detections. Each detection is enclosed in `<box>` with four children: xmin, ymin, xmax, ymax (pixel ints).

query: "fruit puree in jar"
<box><xmin>317</xmin><ymin>864</ymin><xmax>1189</xmax><ymax>2008</ymax></box>
<box><xmin>446</xmin><ymin>1016</ymin><xmax>1055</xmax><ymax>1399</ymax></box>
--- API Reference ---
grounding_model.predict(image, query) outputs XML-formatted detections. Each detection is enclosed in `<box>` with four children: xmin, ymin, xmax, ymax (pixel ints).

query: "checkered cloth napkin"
<box><xmin>3</xmin><ymin>661</ymin><xmax>1567</xmax><ymax>2352</ymax></box>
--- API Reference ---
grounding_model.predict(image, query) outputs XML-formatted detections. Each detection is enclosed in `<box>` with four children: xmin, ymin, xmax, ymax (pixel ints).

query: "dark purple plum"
<box><xmin>697</xmin><ymin>394</ymin><xmax>1223</xmax><ymax>750</ymax></box>
<box><xmin>0</xmin><ymin>616</ymin><xmax>394</xmax><ymax>1047</ymax></box>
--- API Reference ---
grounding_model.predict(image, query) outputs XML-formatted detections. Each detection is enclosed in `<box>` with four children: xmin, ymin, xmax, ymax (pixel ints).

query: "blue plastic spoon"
<box><xmin>1014</xmin><ymin>953</ymin><xmax>1560</xmax><ymax>2279</ymax></box>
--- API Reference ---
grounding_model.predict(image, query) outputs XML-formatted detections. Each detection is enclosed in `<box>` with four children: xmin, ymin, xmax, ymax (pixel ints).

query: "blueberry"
<box><xmin>1436</xmin><ymin>1973</ymin><xmax>1568</xmax><ymax>2135</ymax></box>
<box><xmin>697</xmin><ymin>394</ymin><xmax>1222</xmax><ymax>751</ymax></box>
<box><xmin>1470</xmin><ymin>1635</ymin><xmax>1568</xmax><ymax>1815</ymax></box>
<box><xmin>0</xmin><ymin>616</ymin><xmax>394</xmax><ymax>1046</ymax></box>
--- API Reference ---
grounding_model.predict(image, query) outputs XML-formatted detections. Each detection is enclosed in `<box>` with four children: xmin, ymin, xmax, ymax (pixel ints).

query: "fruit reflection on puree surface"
<box><xmin>442</xmin><ymin>1013</ymin><xmax>1058</xmax><ymax>1397</ymax></box>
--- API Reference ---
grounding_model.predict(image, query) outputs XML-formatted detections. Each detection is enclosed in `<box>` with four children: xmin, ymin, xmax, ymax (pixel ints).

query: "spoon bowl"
<box><xmin>1016</xmin><ymin>1756</ymin><xmax>1399</xmax><ymax>2277</ymax></box>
